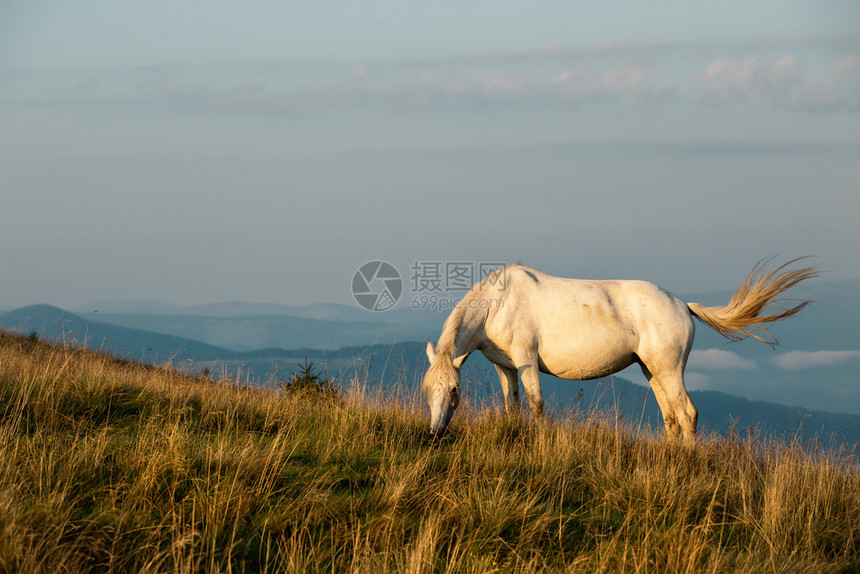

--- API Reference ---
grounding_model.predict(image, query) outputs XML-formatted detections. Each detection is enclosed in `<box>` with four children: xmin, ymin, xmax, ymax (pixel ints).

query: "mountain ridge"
<box><xmin>0</xmin><ymin>304</ymin><xmax>238</xmax><ymax>363</ymax></box>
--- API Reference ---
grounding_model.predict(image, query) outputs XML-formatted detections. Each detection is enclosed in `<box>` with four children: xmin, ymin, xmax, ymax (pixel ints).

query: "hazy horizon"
<box><xmin>1</xmin><ymin>272</ymin><xmax>857</xmax><ymax>314</ymax></box>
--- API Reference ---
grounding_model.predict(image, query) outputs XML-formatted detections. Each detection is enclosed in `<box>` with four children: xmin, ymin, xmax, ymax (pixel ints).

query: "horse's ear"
<box><xmin>452</xmin><ymin>353</ymin><xmax>468</xmax><ymax>369</ymax></box>
<box><xmin>426</xmin><ymin>341</ymin><xmax>438</xmax><ymax>363</ymax></box>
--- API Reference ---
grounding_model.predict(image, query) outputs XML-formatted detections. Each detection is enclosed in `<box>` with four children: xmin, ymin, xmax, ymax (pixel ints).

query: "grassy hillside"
<box><xmin>1</xmin><ymin>330</ymin><xmax>858</xmax><ymax>573</ymax></box>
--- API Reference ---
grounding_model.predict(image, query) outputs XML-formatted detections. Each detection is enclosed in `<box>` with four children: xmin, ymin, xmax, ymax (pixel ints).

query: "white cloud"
<box><xmin>699</xmin><ymin>56</ymin><xmax>801</xmax><ymax>106</ymax></box>
<box><xmin>554</xmin><ymin>63</ymin><xmax>648</xmax><ymax>101</ymax></box>
<box><xmin>129</xmin><ymin>53</ymin><xmax>856</xmax><ymax>112</ymax></box>
<box><xmin>683</xmin><ymin>372</ymin><xmax>710</xmax><ymax>391</ymax></box>
<box><xmin>689</xmin><ymin>349</ymin><xmax>757</xmax><ymax>370</ymax></box>
<box><xmin>697</xmin><ymin>54</ymin><xmax>860</xmax><ymax>109</ymax></box>
<box><xmin>484</xmin><ymin>74</ymin><xmax>525</xmax><ymax>95</ymax></box>
<box><xmin>316</xmin><ymin>62</ymin><xmax>656</xmax><ymax>109</ymax></box>
<box><xmin>835</xmin><ymin>53</ymin><xmax>860</xmax><ymax>73</ymax></box>
<box><xmin>772</xmin><ymin>350</ymin><xmax>860</xmax><ymax>370</ymax></box>
<box><xmin>797</xmin><ymin>54</ymin><xmax>860</xmax><ymax>109</ymax></box>
<box><xmin>7</xmin><ymin>44</ymin><xmax>858</xmax><ymax>115</ymax></box>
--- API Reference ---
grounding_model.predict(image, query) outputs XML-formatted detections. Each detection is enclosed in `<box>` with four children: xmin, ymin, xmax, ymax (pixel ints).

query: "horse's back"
<box><xmin>491</xmin><ymin>266</ymin><xmax>686</xmax><ymax>321</ymax></box>
<box><xmin>481</xmin><ymin>266</ymin><xmax>694</xmax><ymax>379</ymax></box>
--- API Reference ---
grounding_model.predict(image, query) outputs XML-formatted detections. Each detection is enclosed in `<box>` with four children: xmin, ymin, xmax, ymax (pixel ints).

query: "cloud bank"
<box><xmin>697</xmin><ymin>54</ymin><xmax>860</xmax><ymax>109</ymax></box>
<box><xmin>689</xmin><ymin>349</ymin><xmax>757</xmax><ymax>370</ymax></box>
<box><xmin>6</xmin><ymin>44</ymin><xmax>857</xmax><ymax>114</ymax></box>
<box><xmin>772</xmin><ymin>350</ymin><xmax>860</xmax><ymax>371</ymax></box>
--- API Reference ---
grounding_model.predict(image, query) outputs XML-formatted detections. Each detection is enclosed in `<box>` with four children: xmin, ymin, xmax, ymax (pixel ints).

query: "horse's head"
<box><xmin>423</xmin><ymin>341</ymin><xmax>467</xmax><ymax>437</ymax></box>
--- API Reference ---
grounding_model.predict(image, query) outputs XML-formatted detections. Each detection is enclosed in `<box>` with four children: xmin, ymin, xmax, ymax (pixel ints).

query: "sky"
<box><xmin>1</xmin><ymin>1</ymin><xmax>859</xmax><ymax>310</ymax></box>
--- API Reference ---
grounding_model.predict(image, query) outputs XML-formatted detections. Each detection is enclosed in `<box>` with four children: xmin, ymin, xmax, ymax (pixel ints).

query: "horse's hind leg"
<box><xmin>659</xmin><ymin>371</ymin><xmax>698</xmax><ymax>443</ymax></box>
<box><xmin>494</xmin><ymin>364</ymin><xmax>521</xmax><ymax>414</ymax></box>
<box><xmin>639</xmin><ymin>362</ymin><xmax>680</xmax><ymax>440</ymax></box>
<box><xmin>640</xmin><ymin>363</ymin><xmax>697</xmax><ymax>442</ymax></box>
<box><xmin>675</xmin><ymin>391</ymin><xmax>697</xmax><ymax>443</ymax></box>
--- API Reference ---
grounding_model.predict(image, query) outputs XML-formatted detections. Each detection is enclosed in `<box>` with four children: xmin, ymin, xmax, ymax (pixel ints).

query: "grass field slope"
<box><xmin>1</xmin><ymin>329</ymin><xmax>859</xmax><ymax>573</ymax></box>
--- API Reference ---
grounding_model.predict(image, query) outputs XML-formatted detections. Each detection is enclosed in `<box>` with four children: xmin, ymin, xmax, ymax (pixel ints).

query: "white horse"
<box><xmin>423</xmin><ymin>259</ymin><xmax>818</xmax><ymax>442</ymax></box>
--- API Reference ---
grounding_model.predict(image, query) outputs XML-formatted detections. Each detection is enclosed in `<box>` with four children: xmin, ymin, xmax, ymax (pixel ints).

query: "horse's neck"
<box><xmin>438</xmin><ymin>294</ymin><xmax>486</xmax><ymax>359</ymax></box>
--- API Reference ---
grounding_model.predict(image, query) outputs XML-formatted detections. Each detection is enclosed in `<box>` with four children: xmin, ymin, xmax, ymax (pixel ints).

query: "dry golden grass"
<box><xmin>1</xmin><ymin>329</ymin><xmax>858</xmax><ymax>573</ymax></box>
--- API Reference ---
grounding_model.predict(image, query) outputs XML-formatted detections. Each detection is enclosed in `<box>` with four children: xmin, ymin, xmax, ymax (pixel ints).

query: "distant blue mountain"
<box><xmin>0</xmin><ymin>304</ymin><xmax>238</xmax><ymax>363</ymax></box>
<box><xmin>82</xmin><ymin>311</ymin><xmax>438</xmax><ymax>352</ymax></box>
<box><xmin>74</xmin><ymin>299</ymin><xmax>445</xmax><ymax>328</ymax></box>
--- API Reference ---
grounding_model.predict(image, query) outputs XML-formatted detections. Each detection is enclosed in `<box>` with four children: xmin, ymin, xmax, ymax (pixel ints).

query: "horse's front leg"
<box><xmin>512</xmin><ymin>354</ymin><xmax>544</xmax><ymax>418</ymax></box>
<box><xmin>494</xmin><ymin>364</ymin><xmax>521</xmax><ymax>414</ymax></box>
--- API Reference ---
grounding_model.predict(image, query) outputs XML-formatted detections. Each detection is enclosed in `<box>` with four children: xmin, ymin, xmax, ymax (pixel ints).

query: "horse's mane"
<box><xmin>434</xmin><ymin>264</ymin><xmax>518</xmax><ymax>357</ymax></box>
<box><xmin>434</xmin><ymin>303</ymin><xmax>468</xmax><ymax>357</ymax></box>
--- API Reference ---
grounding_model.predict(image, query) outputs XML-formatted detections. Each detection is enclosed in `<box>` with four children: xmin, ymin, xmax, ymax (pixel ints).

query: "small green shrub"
<box><xmin>279</xmin><ymin>357</ymin><xmax>341</xmax><ymax>401</ymax></box>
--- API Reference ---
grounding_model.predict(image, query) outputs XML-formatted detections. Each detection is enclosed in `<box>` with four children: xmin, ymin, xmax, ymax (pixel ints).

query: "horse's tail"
<box><xmin>686</xmin><ymin>257</ymin><xmax>819</xmax><ymax>346</ymax></box>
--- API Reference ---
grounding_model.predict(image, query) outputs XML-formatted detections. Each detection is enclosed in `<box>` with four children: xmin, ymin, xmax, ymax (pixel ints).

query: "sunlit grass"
<box><xmin>1</xmin><ymin>329</ymin><xmax>858</xmax><ymax>573</ymax></box>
